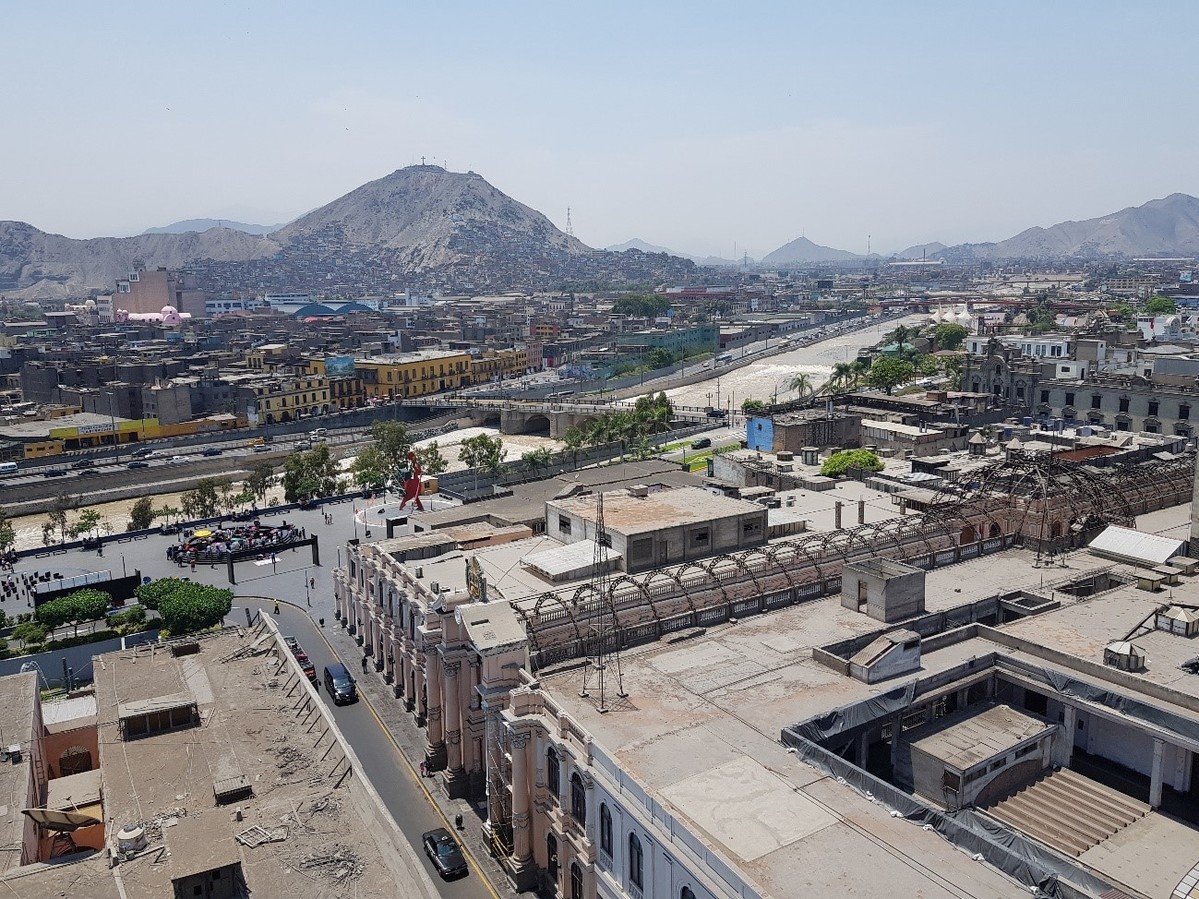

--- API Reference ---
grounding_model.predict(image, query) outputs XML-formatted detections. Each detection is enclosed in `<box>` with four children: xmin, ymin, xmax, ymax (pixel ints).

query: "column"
<box><xmin>889</xmin><ymin>714</ymin><xmax>902</xmax><ymax>771</ymax></box>
<box><xmin>508</xmin><ymin>731</ymin><xmax>536</xmax><ymax>890</ymax></box>
<box><xmin>1149</xmin><ymin>738</ymin><xmax>1165</xmax><ymax>808</ymax></box>
<box><xmin>443</xmin><ymin>660</ymin><xmax>468</xmax><ymax>797</ymax></box>
<box><xmin>424</xmin><ymin>654</ymin><xmax>445</xmax><ymax>769</ymax></box>
<box><xmin>856</xmin><ymin>731</ymin><xmax>869</xmax><ymax>769</ymax></box>
<box><xmin>1057</xmin><ymin>705</ymin><xmax>1077</xmax><ymax>767</ymax></box>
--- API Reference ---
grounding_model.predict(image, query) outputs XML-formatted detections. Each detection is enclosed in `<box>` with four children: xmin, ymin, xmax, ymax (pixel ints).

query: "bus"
<box><xmin>0</xmin><ymin>462</ymin><xmax>17</xmax><ymax>475</ymax></box>
<box><xmin>716</xmin><ymin>353</ymin><xmax>734</xmax><ymax>365</ymax></box>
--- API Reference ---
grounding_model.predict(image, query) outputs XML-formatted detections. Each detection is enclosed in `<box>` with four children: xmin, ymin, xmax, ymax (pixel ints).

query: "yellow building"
<box><xmin>234</xmin><ymin>374</ymin><xmax>331</xmax><ymax>426</ymax></box>
<box><xmin>354</xmin><ymin>351</ymin><xmax>471</xmax><ymax>400</ymax></box>
<box><xmin>469</xmin><ymin>347</ymin><xmax>531</xmax><ymax>385</ymax></box>
<box><xmin>307</xmin><ymin>356</ymin><xmax>365</xmax><ymax>411</ymax></box>
<box><xmin>245</xmin><ymin>344</ymin><xmax>291</xmax><ymax>370</ymax></box>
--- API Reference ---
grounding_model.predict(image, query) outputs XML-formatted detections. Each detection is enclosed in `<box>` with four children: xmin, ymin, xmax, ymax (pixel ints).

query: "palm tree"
<box><xmin>788</xmin><ymin>372</ymin><xmax>814</xmax><ymax>396</ymax></box>
<box><xmin>827</xmin><ymin>362</ymin><xmax>855</xmax><ymax>393</ymax></box>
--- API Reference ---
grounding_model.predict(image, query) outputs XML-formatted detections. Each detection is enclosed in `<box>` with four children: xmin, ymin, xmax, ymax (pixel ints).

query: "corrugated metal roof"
<box><xmin>1087</xmin><ymin>525</ymin><xmax>1183</xmax><ymax>567</ymax></box>
<box><xmin>524</xmin><ymin>539</ymin><xmax>622</xmax><ymax>580</ymax></box>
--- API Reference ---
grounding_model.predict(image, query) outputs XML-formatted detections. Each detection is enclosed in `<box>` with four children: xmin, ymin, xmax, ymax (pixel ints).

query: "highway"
<box><xmin>254</xmin><ymin>603</ymin><xmax>499</xmax><ymax>899</ymax></box>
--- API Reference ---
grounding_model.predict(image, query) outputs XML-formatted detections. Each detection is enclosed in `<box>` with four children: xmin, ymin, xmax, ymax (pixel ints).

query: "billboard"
<box><xmin>324</xmin><ymin>355</ymin><xmax>357</xmax><ymax>377</ymax></box>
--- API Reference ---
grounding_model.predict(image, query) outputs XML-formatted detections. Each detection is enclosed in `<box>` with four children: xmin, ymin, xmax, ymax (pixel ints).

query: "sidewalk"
<box><xmin>322</xmin><ymin>618</ymin><xmax>527</xmax><ymax>899</ymax></box>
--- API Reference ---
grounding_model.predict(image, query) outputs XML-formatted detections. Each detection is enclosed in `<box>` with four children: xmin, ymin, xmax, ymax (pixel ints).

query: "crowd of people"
<box><xmin>166</xmin><ymin>521</ymin><xmax>308</xmax><ymax>566</ymax></box>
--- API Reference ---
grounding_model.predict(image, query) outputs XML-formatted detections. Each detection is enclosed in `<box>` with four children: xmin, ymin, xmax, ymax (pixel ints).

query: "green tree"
<box><xmin>933</xmin><ymin>322</ymin><xmax>969</xmax><ymax>351</ymax></box>
<box><xmin>35</xmin><ymin>588</ymin><xmax>111</xmax><ymax>638</ymax></box>
<box><xmin>156</xmin><ymin>504</ymin><xmax>181</xmax><ymax>525</ymax></box>
<box><xmin>866</xmin><ymin>356</ymin><xmax>915</xmax><ymax>394</ymax></box>
<box><xmin>742</xmin><ymin>399</ymin><xmax>768</xmax><ymax>414</ymax></box>
<box><xmin>350</xmin><ymin>445</ymin><xmax>388</xmax><ymax>490</ymax></box>
<box><xmin>611</xmin><ymin>293</ymin><xmax>670</xmax><ymax>318</ymax></box>
<box><xmin>128</xmin><ymin>497</ymin><xmax>156</xmax><ymax>531</ymax></box>
<box><xmin>282</xmin><ymin>443</ymin><xmax>341</xmax><ymax>503</ymax></box>
<box><xmin>788</xmin><ymin>372</ymin><xmax>814</xmax><ymax>396</ymax></box>
<box><xmin>180</xmin><ymin>478</ymin><xmax>222</xmax><ymax>519</ymax></box>
<box><xmin>0</xmin><ymin>511</ymin><xmax>14</xmax><ymax>552</ymax></box>
<box><xmin>70</xmin><ymin>508</ymin><xmax>103</xmax><ymax>540</ymax></box>
<box><xmin>522</xmin><ymin>446</ymin><xmax>555</xmax><ymax>477</ymax></box>
<box><xmin>11</xmin><ymin>621</ymin><xmax>46</xmax><ymax>651</ymax></box>
<box><xmin>459</xmin><ymin>433</ymin><xmax>507</xmax><ymax>472</ymax></box>
<box><xmin>1144</xmin><ymin>296</ymin><xmax>1177</xmax><ymax>315</ymax></box>
<box><xmin>43</xmin><ymin>493</ymin><xmax>79</xmax><ymax>544</ymax></box>
<box><xmin>156</xmin><ymin>583</ymin><xmax>234</xmax><ymax>635</ymax></box>
<box><xmin>820</xmin><ymin>449</ymin><xmax>884</xmax><ymax>478</ymax></box>
<box><xmin>245</xmin><ymin>463</ymin><xmax>275</xmax><ymax>504</ymax></box>
<box><xmin>136</xmin><ymin>577</ymin><xmax>189</xmax><ymax>610</ymax></box>
<box><xmin>917</xmin><ymin>354</ymin><xmax>940</xmax><ymax>377</ymax></box>
<box><xmin>415</xmin><ymin>441</ymin><xmax>448</xmax><ymax>477</ymax></box>
<box><xmin>942</xmin><ymin>353</ymin><xmax>966</xmax><ymax>389</ymax></box>
<box><xmin>562</xmin><ymin>425</ymin><xmax>586</xmax><ymax>467</ymax></box>
<box><xmin>369</xmin><ymin>420</ymin><xmax>412</xmax><ymax>470</ymax></box>
<box><xmin>827</xmin><ymin>362</ymin><xmax>856</xmax><ymax>393</ymax></box>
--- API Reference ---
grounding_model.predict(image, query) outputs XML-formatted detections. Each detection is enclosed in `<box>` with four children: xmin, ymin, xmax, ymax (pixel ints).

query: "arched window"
<box><xmin>571</xmin><ymin>862</ymin><xmax>584</xmax><ymax>899</ymax></box>
<box><xmin>681</xmin><ymin>888</ymin><xmax>697</xmax><ymax>899</ymax></box>
<box><xmin>570</xmin><ymin>771</ymin><xmax>586</xmax><ymax>824</ymax></box>
<box><xmin>628</xmin><ymin>832</ymin><xmax>644</xmax><ymax>889</ymax></box>
<box><xmin>547</xmin><ymin>833</ymin><xmax>559</xmax><ymax>882</ymax></box>
<box><xmin>599</xmin><ymin>803</ymin><xmax>612</xmax><ymax>856</ymax></box>
<box><xmin>546</xmin><ymin>747</ymin><xmax>560</xmax><ymax>799</ymax></box>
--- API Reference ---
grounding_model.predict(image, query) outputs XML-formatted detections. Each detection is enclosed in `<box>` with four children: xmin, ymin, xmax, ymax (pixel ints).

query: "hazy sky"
<box><xmin>4</xmin><ymin>1</ymin><xmax>1196</xmax><ymax>258</ymax></box>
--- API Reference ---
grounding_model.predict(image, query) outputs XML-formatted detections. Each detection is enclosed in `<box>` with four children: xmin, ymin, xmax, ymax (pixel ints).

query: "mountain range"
<box><xmin>605</xmin><ymin>239</ymin><xmax>743</xmax><ymax>267</ymax></box>
<box><xmin>4</xmin><ymin>174</ymin><xmax>1199</xmax><ymax>300</ymax></box>
<box><xmin>142</xmin><ymin>218</ymin><xmax>284</xmax><ymax>236</ymax></box>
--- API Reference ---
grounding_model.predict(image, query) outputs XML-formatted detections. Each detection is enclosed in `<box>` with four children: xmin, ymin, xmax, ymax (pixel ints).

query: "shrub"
<box><xmin>139</xmin><ymin>580</ymin><xmax>233</xmax><ymax>635</ymax></box>
<box><xmin>820</xmin><ymin>449</ymin><xmax>884</xmax><ymax>478</ymax></box>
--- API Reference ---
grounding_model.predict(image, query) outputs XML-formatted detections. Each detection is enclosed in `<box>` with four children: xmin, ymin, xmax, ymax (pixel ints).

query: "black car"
<box><xmin>690</xmin><ymin>437</ymin><xmax>712</xmax><ymax>449</ymax></box>
<box><xmin>127</xmin><ymin>460</ymin><xmax>150</xmax><ymax>469</ymax></box>
<box><xmin>706</xmin><ymin>408</ymin><xmax>728</xmax><ymax>418</ymax></box>
<box><xmin>42</xmin><ymin>468</ymin><xmax>68</xmax><ymax>477</ymax></box>
<box><xmin>323</xmin><ymin>663</ymin><xmax>358</xmax><ymax>705</ymax></box>
<box><xmin>202</xmin><ymin>447</ymin><xmax>223</xmax><ymax>457</ymax></box>
<box><xmin>131</xmin><ymin>446</ymin><xmax>154</xmax><ymax>457</ymax></box>
<box><xmin>421</xmin><ymin>828</ymin><xmax>468</xmax><ymax>879</ymax></box>
<box><xmin>70</xmin><ymin>458</ymin><xmax>96</xmax><ymax>469</ymax></box>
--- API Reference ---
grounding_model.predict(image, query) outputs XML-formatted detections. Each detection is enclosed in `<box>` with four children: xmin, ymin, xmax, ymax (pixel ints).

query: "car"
<box><xmin>167</xmin><ymin>455</ymin><xmax>187</xmax><ymax>464</ymax></box>
<box><xmin>70</xmin><ymin>458</ymin><xmax>95</xmax><ymax>469</ymax></box>
<box><xmin>202</xmin><ymin>447</ymin><xmax>223</xmax><ymax>457</ymax></box>
<box><xmin>42</xmin><ymin>468</ymin><xmax>68</xmax><ymax>478</ymax></box>
<box><xmin>127</xmin><ymin>460</ymin><xmax>150</xmax><ymax>469</ymax></box>
<box><xmin>294</xmin><ymin>652</ymin><xmax>317</xmax><ymax>682</ymax></box>
<box><xmin>421</xmin><ymin>828</ymin><xmax>468</xmax><ymax>879</ymax></box>
<box><xmin>706</xmin><ymin>408</ymin><xmax>728</xmax><ymax>418</ymax></box>
<box><xmin>690</xmin><ymin>437</ymin><xmax>712</xmax><ymax>449</ymax></box>
<box><xmin>282</xmin><ymin>635</ymin><xmax>299</xmax><ymax>652</ymax></box>
<box><xmin>252</xmin><ymin>444</ymin><xmax>272</xmax><ymax>453</ymax></box>
<box><xmin>131</xmin><ymin>447</ymin><xmax>155</xmax><ymax>458</ymax></box>
<box><xmin>78</xmin><ymin>468</ymin><xmax>100</xmax><ymax>477</ymax></box>
<box><xmin>323</xmin><ymin>663</ymin><xmax>358</xmax><ymax>705</ymax></box>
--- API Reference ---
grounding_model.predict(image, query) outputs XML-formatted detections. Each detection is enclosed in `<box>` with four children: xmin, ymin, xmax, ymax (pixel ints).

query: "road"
<box><xmin>256</xmin><ymin>603</ymin><xmax>498</xmax><ymax>899</ymax></box>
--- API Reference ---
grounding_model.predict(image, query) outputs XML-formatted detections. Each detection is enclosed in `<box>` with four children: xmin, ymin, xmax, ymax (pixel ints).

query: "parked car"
<box><xmin>70</xmin><ymin>458</ymin><xmax>95</xmax><ymax>469</ymax></box>
<box><xmin>252</xmin><ymin>444</ymin><xmax>272</xmax><ymax>453</ymax></box>
<box><xmin>127</xmin><ymin>460</ymin><xmax>150</xmax><ymax>469</ymax></box>
<box><xmin>691</xmin><ymin>437</ymin><xmax>712</xmax><ymax>449</ymax></box>
<box><xmin>167</xmin><ymin>455</ymin><xmax>187</xmax><ymax>465</ymax></box>
<box><xmin>421</xmin><ymin>828</ymin><xmax>468</xmax><ymax>879</ymax></box>
<box><xmin>323</xmin><ymin>663</ymin><xmax>358</xmax><ymax>705</ymax></box>
<box><xmin>283</xmin><ymin>636</ymin><xmax>299</xmax><ymax>652</ymax></box>
<box><xmin>42</xmin><ymin>468</ymin><xmax>68</xmax><ymax>477</ymax></box>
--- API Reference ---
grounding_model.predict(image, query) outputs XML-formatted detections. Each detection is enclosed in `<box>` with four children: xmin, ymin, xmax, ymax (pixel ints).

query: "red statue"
<box><xmin>398</xmin><ymin>451</ymin><xmax>424</xmax><ymax>511</ymax></box>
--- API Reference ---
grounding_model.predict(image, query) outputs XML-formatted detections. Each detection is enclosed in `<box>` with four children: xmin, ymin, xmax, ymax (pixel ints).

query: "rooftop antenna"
<box><xmin>579</xmin><ymin>492</ymin><xmax>625</xmax><ymax>711</ymax></box>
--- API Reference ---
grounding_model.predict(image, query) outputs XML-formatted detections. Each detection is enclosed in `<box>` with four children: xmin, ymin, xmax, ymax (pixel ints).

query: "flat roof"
<box><xmin>457</xmin><ymin>602</ymin><xmax>527</xmax><ymax>654</ymax></box>
<box><xmin>549</xmin><ymin>485</ymin><xmax>762</xmax><ymax>535</ymax></box>
<box><xmin>0</xmin><ymin>672</ymin><xmax>37</xmax><ymax>876</ymax></box>
<box><xmin>0</xmin><ymin>412</ymin><xmax>135</xmax><ymax>440</ymax></box>
<box><xmin>908</xmin><ymin>703</ymin><xmax>1053</xmax><ymax>771</ymax></box>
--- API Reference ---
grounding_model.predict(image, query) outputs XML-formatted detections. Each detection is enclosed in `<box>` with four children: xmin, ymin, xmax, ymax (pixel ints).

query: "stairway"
<box><xmin>983</xmin><ymin>767</ymin><xmax>1150</xmax><ymax>857</ymax></box>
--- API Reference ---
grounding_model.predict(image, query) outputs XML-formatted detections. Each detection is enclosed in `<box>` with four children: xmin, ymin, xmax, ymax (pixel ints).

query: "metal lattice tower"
<box><xmin>579</xmin><ymin>492</ymin><xmax>625</xmax><ymax>711</ymax></box>
<box><xmin>566</xmin><ymin>207</ymin><xmax>574</xmax><ymax>238</ymax></box>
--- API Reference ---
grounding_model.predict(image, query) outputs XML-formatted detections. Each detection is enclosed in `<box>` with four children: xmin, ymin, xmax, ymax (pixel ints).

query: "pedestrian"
<box><xmin>273</xmin><ymin>600</ymin><xmax>280</xmax><ymax>615</ymax></box>
<box><xmin>361</xmin><ymin>655</ymin><xmax>368</xmax><ymax>674</ymax></box>
<box><xmin>309</xmin><ymin>577</ymin><xmax>315</xmax><ymax>590</ymax></box>
<box><xmin>419</xmin><ymin>761</ymin><xmax>427</xmax><ymax>777</ymax></box>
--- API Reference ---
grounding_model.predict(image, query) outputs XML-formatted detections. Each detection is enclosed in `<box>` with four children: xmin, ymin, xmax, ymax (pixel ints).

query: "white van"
<box><xmin>313</xmin><ymin>428</ymin><xmax>328</xmax><ymax>437</ymax></box>
<box><xmin>0</xmin><ymin>462</ymin><xmax>17</xmax><ymax>475</ymax></box>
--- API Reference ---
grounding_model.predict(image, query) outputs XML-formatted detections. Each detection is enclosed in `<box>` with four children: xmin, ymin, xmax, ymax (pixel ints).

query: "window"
<box><xmin>570</xmin><ymin>772</ymin><xmax>586</xmax><ymax>824</ymax></box>
<box><xmin>1039</xmin><ymin>390</ymin><xmax>1049</xmax><ymax>404</ymax></box>
<box><xmin>1091</xmin><ymin>395</ymin><xmax>1102</xmax><ymax>409</ymax></box>
<box><xmin>1181</xmin><ymin>404</ymin><xmax>1191</xmax><ymax>421</ymax></box>
<box><xmin>1148</xmin><ymin>400</ymin><xmax>1159</xmax><ymax>416</ymax></box>
<box><xmin>1016</xmin><ymin>743</ymin><xmax>1039</xmax><ymax>759</ymax></box>
<box><xmin>1015</xmin><ymin>385</ymin><xmax>1025</xmax><ymax>400</ymax></box>
<box><xmin>558</xmin><ymin>516</ymin><xmax>572</xmax><ymax>536</ymax></box>
<box><xmin>1116</xmin><ymin>420</ymin><xmax>1129</xmax><ymax>431</ymax></box>
<box><xmin>1118</xmin><ymin>397</ymin><xmax>1129</xmax><ymax>413</ymax></box>
<box><xmin>547</xmin><ymin>833</ymin><xmax>559</xmax><ymax>882</ymax></box>
<box><xmin>989</xmin><ymin>757</ymin><xmax>1007</xmax><ymax>772</ymax></box>
<box><xmin>943</xmin><ymin>770</ymin><xmax>961</xmax><ymax>790</ymax></box>
<box><xmin>682</xmin><ymin>889</ymin><xmax>697</xmax><ymax>899</ymax></box>
<box><xmin>547</xmin><ymin>747</ymin><xmax>560</xmax><ymax>799</ymax></box>
<box><xmin>600</xmin><ymin>804</ymin><xmax>612</xmax><ymax>856</ymax></box>
<box><xmin>691</xmin><ymin>528</ymin><xmax>710</xmax><ymax>547</ymax></box>
<box><xmin>571</xmin><ymin>863</ymin><xmax>584</xmax><ymax>899</ymax></box>
<box><xmin>628</xmin><ymin>833</ymin><xmax>644</xmax><ymax>889</ymax></box>
<box><xmin>1065</xmin><ymin>392</ymin><xmax>1075</xmax><ymax>407</ymax></box>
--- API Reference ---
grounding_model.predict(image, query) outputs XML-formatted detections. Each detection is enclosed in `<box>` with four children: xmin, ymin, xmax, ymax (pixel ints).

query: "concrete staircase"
<box><xmin>983</xmin><ymin>768</ymin><xmax>1150</xmax><ymax>857</ymax></box>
